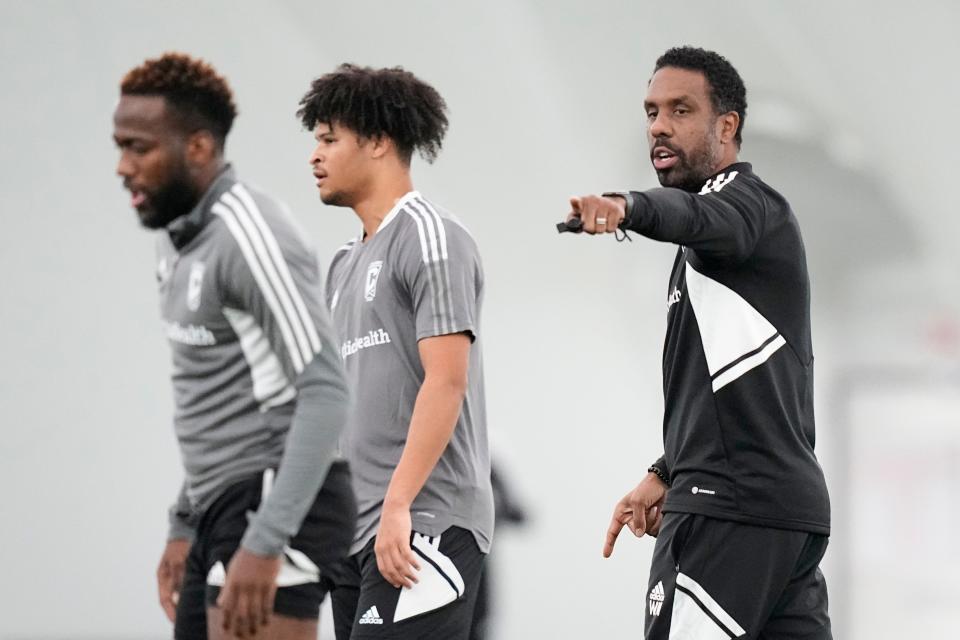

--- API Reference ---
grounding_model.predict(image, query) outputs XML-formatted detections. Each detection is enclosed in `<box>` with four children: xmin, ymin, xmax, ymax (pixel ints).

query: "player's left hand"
<box><xmin>217</xmin><ymin>547</ymin><xmax>282</xmax><ymax>638</ymax></box>
<box><xmin>602</xmin><ymin>472</ymin><xmax>668</xmax><ymax>558</ymax></box>
<box><xmin>375</xmin><ymin>501</ymin><xmax>421</xmax><ymax>589</ymax></box>
<box><xmin>568</xmin><ymin>194</ymin><xmax>627</xmax><ymax>234</ymax></box>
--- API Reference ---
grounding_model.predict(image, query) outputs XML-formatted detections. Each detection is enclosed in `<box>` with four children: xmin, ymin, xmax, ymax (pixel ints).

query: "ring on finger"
<box><xmin>596</xmin><ymin>217</ymin><xmax>607</xmax><ymax>225</ymax></box>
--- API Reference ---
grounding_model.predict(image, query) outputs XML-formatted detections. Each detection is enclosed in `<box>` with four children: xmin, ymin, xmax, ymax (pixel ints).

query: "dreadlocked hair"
<box><xmin>297</xmin><ymin>64</ymin><xmax>448</xmax><ymax>164</ymax></box>
<box><xmin>121</xmin><ymin>52</ymin><xmax>237</xmax><ymax>147</ymax></box>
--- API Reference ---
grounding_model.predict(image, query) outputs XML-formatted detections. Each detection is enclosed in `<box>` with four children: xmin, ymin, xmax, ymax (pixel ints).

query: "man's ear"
<box><xmin>718</xmin><ymin>111</ymin><xmax>739</xmax><ymax>145</ymax></box>
<box><xmin>369</xmin><ymin>134</ymin><xmax>393</xmax><ymax>160</ymax></box>
<box><xmin>186</xmin><ymin>130</ymin><xmax>218</xmax><ymax>166</ymax></box>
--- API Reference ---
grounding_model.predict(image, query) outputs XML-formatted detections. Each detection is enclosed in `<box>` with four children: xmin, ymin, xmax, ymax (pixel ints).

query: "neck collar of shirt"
<box><xmin>361</xmin><ymin>190</ymin><xmax>421</xmax><ymax>242</ymax></box>
<box><xmin>167</xmin><ymin>164</ymin><xmax>236</xmax><ymax>250</ymax></box>
<box><xmin>704</xmin><ymin>162</ymin><xmax>752</xmax><ymax>185</ymax></box>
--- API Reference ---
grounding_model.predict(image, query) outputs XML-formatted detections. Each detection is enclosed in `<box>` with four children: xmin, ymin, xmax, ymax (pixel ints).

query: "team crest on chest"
<box><xmin>157</xmin><ymin>256</ymin><xmax>176</xmax><ymax>289</ymax></box>
<box><xmin>187</xmin><ymin>261</ymin><xmax>206</xmax><ymax>312</ymax></box>
<box><xmin>365</xmin><ymin>260</ymin><xmax>384</xmax><ymax>302</ymax></box>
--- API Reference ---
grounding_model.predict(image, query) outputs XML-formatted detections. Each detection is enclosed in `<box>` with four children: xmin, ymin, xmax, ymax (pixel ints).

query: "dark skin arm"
<box><xmin>216</xmin><ymin>549</ymin><xmax>282</xmax><ymax>638</ymax></box>
<box><xmin>603</xmin><ymin>472</ymin><xmax>668</xmax><ymax>558</ymax></box>
<box><xmin>157</xmin><ymin>538</ymin><xmax>192</xmax><ymax>622</ymax></box>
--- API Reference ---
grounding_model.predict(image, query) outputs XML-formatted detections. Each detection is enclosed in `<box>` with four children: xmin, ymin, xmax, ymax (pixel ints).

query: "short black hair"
<box><xmin>654</xmin><ymin>46</ymin><xmax>747</xmax><ymax>147</ymax></box>
<box><xmin>297</xmin><ymin>64</ymin><xmax>448</xmax><ymax>164</ymax></box>
<box><xmin>121</xmin><ymin>52</ymin><xmax>237</xmax><ymax>148</ymax></box>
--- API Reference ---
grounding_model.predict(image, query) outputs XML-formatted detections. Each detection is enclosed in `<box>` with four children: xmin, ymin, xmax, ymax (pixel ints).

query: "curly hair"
<box><xmin>297</xmin><ymin>64</ymin><xmax>448</xmax><ymax>164</ymax></box>
<box><xmin>654</xmin><ymin>47</ymin><xmax>747</xmax><ymax>147</ymax></box>
<box><xmin>121</xmin><ymin>52</ymin><xmax>237</xmax><ymax>147</ymax></box>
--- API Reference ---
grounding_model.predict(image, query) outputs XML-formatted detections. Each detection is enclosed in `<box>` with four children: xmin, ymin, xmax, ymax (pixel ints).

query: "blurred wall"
<box><xmin>1</xmin><ymin>1</ymin><xmax>957</xmax><ymax>638</ymax></box>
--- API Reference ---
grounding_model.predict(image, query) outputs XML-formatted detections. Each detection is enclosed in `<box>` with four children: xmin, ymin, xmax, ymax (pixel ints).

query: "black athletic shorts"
<box><xmin>645</xmin><ymin>513</ymin><xmax>832</xmax><ymax>640</ymax></box>
<box><xmin>174</xmin><ymin>460</ymin><xmax>357</xmax><ymax>640</ymax></box>
<box><xmin>330</xmin><ymin>526</ymin><xmax>485</xmax><ymax>640</ymax></box>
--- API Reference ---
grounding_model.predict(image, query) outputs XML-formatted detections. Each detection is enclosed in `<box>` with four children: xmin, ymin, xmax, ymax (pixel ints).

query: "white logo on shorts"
<box><xmin>649</xmin><ymin>580</ymin><xmax>666</xmax><ymax>616</ymax></box>
<box><xmin>359</xmin><ymin>605</ymin><xmax>384</xmax><ymax>624</ymax></box>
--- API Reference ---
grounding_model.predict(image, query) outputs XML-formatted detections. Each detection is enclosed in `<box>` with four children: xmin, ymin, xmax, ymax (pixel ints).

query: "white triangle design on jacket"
<box><xmin>684</xmin><ymin>262</ymin><xmax>786</xmax><ymax>392</ymax></box>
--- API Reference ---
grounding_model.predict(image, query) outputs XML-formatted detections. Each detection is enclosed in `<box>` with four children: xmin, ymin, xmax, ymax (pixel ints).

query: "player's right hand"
<box><xmin>567</xmin><ymin>194</ymin><xmax>627</xmax><ymax>234</ymax></box>
<box><xmin>157</xmin><ymin>538</ymin><xmax>192</xmax><ymax>622</ymax></box>
<box><xmin>602</xmin><ymin>472</ymin><xmax>668</xmax><ymax>558</ymax></box>
<box><xmin>375</xmin><ymin>501</ymin><xmax>421</xmax><ymax>589</ymax></box>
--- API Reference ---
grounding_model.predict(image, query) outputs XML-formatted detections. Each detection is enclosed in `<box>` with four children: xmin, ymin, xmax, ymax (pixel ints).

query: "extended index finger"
<box><xmin>603</xmin><ymin>507</ymin><xmax>633</xmax><ymax>558</ymax></box>
<box><xmin>566</xmin><ymin>196</ymin><xmax>583</xmax><ymax>226</ymax></box>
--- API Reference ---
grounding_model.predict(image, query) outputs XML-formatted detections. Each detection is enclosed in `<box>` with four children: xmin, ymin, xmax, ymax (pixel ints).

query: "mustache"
<box><xmin>123</xmin><ymin>179</ymin><xmax>145</xmax><ymax>193</ymax></box>
<box><xmin>650</xmin><ymin>138</ymin><xmax>683</xmax><ymax>159</ymax></box>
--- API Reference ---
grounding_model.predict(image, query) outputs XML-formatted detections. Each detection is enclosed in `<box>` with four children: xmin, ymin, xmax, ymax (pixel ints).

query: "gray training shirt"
<box><xmin>326</xmin><ymin>191</ymin><xmax>494</xmax><ymax>555</ymax></box>
<box><xmin>157</xmin><ymin>165</ymin><xmax>349</xmax><ymax>556</ymax></box>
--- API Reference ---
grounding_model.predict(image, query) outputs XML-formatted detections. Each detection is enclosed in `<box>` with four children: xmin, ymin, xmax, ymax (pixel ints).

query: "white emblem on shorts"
<box><xmin>187</xmin><ymin>261</ymin><xmax>205</xmax><ymax>311</ymax></box>
<box><xmin>365</xmin><ymin>260</ymin><xmax>384</xmax><ymax>302</ymax></box>
<box><xmin>649</xmin><ymin>580</ymin><xmax>666</xmax><ymax>616</ymax></box>
<box><xmin>359</xmin><ymin>605</ymin><xmax>384</xmax><ymax>625</ymax></box>
<box><xmin>206</xmin><ymin>550</ymin><xmax>319</xmax><ymax>588</ymax></box>
<box><xmin>691</xmin><ymin>486</ymin><xmax>717</xmax><ymax>495</ymax></box>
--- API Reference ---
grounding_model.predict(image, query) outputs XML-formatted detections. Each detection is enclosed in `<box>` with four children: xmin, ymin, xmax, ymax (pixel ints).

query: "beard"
<box><xmin>320</xmin><ymin>189</ymin><xmax>348</xmax><ymax>207</ymax></box>
<box><xmin>137</xmin><ymin>163</ymin><xmax>202</xmax><ymax>230</ymax></box>
<box><xmin>652</xmin><ymin>134</ymin><xmax>721</xmax><ymax>193</ymax></box>
<box><xmin>319</xmin><ymin>184</ymin><xmax>357</xmax><ymax>209</ymax></box>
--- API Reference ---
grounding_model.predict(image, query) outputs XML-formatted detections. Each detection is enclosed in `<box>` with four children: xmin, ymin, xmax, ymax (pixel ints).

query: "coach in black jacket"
<box><xmin>567</xmin><ymin>47</ymin><xmax>832</xmax><ymax>640</ymax></box>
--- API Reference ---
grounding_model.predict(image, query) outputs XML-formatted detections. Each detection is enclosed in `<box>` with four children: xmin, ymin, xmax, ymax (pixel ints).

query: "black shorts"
<box><xmin>330</xmin><ymin>526</ymin><xmax>485</xmax><ymax>640</ymax></box>
<box><xmin>646</xmin><ymin>513</ymin><xmax>832</xmax><ymax>640</ymax></box>
<box><xmin>174</xmin><ymin>460</ymin><xmax>357</xmax><ymax>640</ymax></box>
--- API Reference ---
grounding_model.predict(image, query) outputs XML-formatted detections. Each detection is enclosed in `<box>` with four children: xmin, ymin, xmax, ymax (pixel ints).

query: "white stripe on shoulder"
<box><xmin>231</xmin><ymin>184</ymin><xmax>322</xmax><ymax>353</ymax></box>
<box><xmin>414</xmin><ymin>198</ymin><xmax>456</xmax><ymax>333</ymax></box>
<box><xmin>414</xmin><ymin>197</ymin><xmax>448</xmax><ymax>260</ymax></box>
<box><xmin>212</xmin><ymin>200</ymin><xmax>306</xmax><ymax>373</ymax></box>
<box><xmin>336</xmin><ymin>238</ymin><xmax>359</xmax><ymax>254</ymax></box>
<box><xmin>403</xmin><ymin>206</ymin><xmax>432</xmax><ymax>264</ymax></box>
<box><xmin>219</xmin><ymin>191</ymin><xmax>314</xmax><ymax>366</ymax></box>
<box><xmin>410</xmin><ymin>200</ymin><xmax>441</xmax><ymax>264</ymax></box>
<box><xmin>403</xmin><ymin>205</ymin><xmax>441</xmax><ymax>334</ymax></box>
<box><xmin>405</xmin><ymin>203</ymin><xmax>451</xmax><ymax>334</ymax></box>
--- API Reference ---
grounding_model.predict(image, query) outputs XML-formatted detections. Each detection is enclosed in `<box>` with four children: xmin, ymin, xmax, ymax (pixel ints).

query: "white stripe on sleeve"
<box><xmin>231</xmin><ymin>184</ymin><xmax>321</xmax><ymax>353</ymax></box>
<box><xmin>222</xmin><ymin>307</ymin><xmax>296</xmax><ymax>408</ymax></box>
<box><xmin>407</xmin><ymin>201</ymin><xmax>452</xmax><ymax>334</ymax></box>
<box><xmin>417</xmin><ymin>198</ymin><xmax>457</xmax><ymax>334</ymax></box>
<box><xmin>212</xmin><ymin>202</ymin><xmax>305</xmax><ymax>373</ymax></box>
<box><xmin>404</xmin><ymin>207</ymin><xmax>442</xmax><ymax>335</ymax></box>
<box><xmin>219</xmin><ymin>192</ymin><xmax>314</xmax><ymax>368</ymax></box>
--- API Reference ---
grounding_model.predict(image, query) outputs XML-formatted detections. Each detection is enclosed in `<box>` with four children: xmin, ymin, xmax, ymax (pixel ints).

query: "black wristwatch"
<box><xmin>602</xmin><ymin>191</ymin><xmax>634</xmax><ymax>227</ymax></box>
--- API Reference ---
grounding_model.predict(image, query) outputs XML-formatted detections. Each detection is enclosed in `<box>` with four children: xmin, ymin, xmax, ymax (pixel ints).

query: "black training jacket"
<box><xmin>623</xmin><ymin>162</ymin><xmax>830</xmax><ymax>534</ymax></box>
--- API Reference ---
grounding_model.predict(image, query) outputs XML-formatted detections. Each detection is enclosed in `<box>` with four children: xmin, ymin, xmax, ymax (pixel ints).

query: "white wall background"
<box><xmin>1</xmin><ymin>1</ymin><xmax>957</xmax><ymax>638</ymax></box>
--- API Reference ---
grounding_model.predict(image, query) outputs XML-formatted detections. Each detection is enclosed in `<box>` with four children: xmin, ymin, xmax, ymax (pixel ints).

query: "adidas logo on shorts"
<box><xmin>649</xmin><ymin>581</ymin><xmax>666</xmax><ymax>616</ymax></box>
<box><xmin>359</xmin><ymin>605</ymin><xmax>384</xmax><ymax>625</ymax></box>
